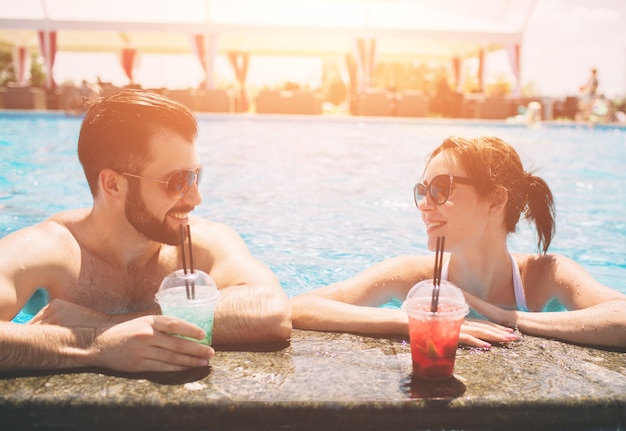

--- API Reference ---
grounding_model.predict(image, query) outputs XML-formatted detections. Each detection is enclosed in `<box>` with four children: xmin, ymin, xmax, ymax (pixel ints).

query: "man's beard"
<box><xmin>124</xmin><ymin>182</ymin><xmax>185</xmax><ymax>246</ymax></box>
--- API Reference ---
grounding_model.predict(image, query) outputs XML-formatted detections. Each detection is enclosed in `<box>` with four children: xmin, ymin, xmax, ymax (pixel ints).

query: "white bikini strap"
<box><xmin>441</xmin><ymin>253</ymin><xmax>528</xmax><ymax>312</ymax></box>
<box><xmin>510</xmin><ymin>254</ymin><xmax>528</xmax><ymax>311</ymax></box>
<box><xmin>441</xmin><ymin>254</ymin><xmax>450</xmax><ymax>281</ymax></box>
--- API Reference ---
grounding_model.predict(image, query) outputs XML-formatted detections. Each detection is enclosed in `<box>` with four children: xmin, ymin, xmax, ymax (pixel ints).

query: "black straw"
<box><xmin>179</xmin><ymin>224</ymin><xmax>196</xmax><ymax>299</ymax></box>
<box><xmin>431</xmin><ymin>236</ymin><xmax>445</xmax><ymax>313</ymax></box>
<box><xmin>186</xmin><ymin>224</ymin><xmax>195</xmax><ymax>275</ymax></box>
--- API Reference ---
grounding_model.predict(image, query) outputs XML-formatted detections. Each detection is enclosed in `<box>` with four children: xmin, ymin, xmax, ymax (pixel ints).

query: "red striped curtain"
<box><xmin>355</xmin><ymin>38</ymin><xmax>376</xmax><ymax>92</ymax></box>
<box><xmin>121</xmin><ymin>48</ymin><xmax>137</xmax><ymax>84</ymax></box>
<box><xmin>37</xmin><ymin>31</ymin><xmax>57</xmax><ymax>89</ymax></box>
<box><xmin>228</xmin><ymin>51</ymin><xmax>249</xmax><ymax>111</ymax></box>
<box><xmin>477</xmin><ymin>48</ymin><xmax>485</xmax><ymax>93</ymax></box>
<box><xmin>12</xmin><ymin>46</ymin><xmax>30</xmax><ymax>85</ymax></box>
<box><xmin>506</xmin><ymin>44</ymin><xmax>521</xmax><ymax>96</ymax></box>
<box><xmin>191</xmin><ymin>34</ymin><xmax>218</xmax><ymax>90</ymax></box>
<box><xmin>191</xmin><ymin>34</ymin><xmax>208</xmax><ymax>88</ymax></box>
<box><xmin>451</xmin><ymin>56</ymin><xmax>462</xmax><ymax>92</ymax></box>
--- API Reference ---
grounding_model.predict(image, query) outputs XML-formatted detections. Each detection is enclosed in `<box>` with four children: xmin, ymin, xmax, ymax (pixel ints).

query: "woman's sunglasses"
<box><xmin>123</xmin><ymin>165</ymin><xmax>203</xmax><ymax>199</ymax></box>
<box><xmin>413</xmin><ymin>174</ymin><xmax>473</xmax><ymax>206</ymax></box>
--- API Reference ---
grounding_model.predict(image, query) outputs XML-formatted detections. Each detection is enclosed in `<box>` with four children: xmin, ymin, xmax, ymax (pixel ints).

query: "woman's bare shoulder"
<box><xmin>515</xmin><ymin>252</ymin><xmax>583</xmax><ymax>275</ymax></box>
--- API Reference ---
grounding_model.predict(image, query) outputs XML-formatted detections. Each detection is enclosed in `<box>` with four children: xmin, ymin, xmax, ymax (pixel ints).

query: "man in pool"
<box><xmin>0</xmin><ymin>89</ymin><xmax>292</xmax><ymax>372</ymax></box>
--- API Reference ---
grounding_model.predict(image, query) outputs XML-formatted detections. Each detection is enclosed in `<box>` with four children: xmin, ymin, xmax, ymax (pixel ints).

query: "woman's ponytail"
<box><xmin>523</xmin><ymin>172</ymin><xmax>556</xmax><ymax>254</ymax></box>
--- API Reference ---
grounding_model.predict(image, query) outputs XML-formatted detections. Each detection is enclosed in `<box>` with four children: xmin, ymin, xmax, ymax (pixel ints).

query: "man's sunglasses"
<box><xmin>413</xmin><ymin>174</ymin><xmax>473</xmax><ymax>206</ymax></box>
<box><xmin>123</xmin><ymin>165</ymin><xmax>203</xmax><ymax>199</ymax></box>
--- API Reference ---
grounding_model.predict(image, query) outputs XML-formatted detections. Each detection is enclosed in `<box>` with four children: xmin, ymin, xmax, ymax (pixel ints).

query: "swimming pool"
<box><xmin>2</xmin><ymin>112</ymin><xmax>625</xmax><ymax>322</ymax></box>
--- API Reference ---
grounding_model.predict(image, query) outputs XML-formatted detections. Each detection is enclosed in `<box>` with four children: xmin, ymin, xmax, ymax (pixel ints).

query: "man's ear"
<box><xmin>99</xmin><ymin>168</ymin><xmax>124</xmax><ymax>198</ymax></box>
<box><xmin>489</xmin><ymin>186</ymin><xmax>508</xmax><ymax>212</ymax></box>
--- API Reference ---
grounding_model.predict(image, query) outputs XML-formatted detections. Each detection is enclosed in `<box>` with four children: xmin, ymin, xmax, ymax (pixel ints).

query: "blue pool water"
<box><xmin>1</xmin><ymin>113</ymin><xmax>625</xmax><ymax>321</ymax></box>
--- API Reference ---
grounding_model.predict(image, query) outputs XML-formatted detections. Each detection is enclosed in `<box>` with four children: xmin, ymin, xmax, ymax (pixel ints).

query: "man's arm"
<box><xmin>211</xmin><ymin>280</ymin><xmax>292</xmax><ymax>345</ymax></box>
<box><xmin>193</xmin><ymin>221</ymin><xmax>291</xmax><ymax>345</ymax></box>
<box><xmin>0</xmin><ymin>316</ymin><xmax>214</xmax><ymax>372</ymax></box>
<box><xmin>0</xmin><ymin>222</ymin><xmax>68</xmax><ymax>321</ymax></box>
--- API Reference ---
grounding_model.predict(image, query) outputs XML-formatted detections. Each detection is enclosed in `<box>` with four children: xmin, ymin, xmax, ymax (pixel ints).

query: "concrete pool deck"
<box><xmin>0</xmin><ymin>329</ymin><xmax>624</xmax><ymax>430</ymax></box>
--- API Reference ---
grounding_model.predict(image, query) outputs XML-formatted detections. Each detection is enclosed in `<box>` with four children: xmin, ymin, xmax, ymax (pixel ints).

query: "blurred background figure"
<box><xmin>80</xmin><ymin>79</ymin><xmax>100</xmax><ymax>104</ymax></box>
<box><xmin>525</xmin><ymin>101</ymin><xmax>542</xmax><ymax>127</ymax></box>
<box><xmin>579</xmin><ymin>68</ymin><xmax>598</xmax><ymax>98</ymax></box>
<box><xmin>62</xmin><ymin>79</ymin><xmax>100</xmax><ymax>115</ymax></box>
<box><xmin>577</xmin><ymin>68</ymin><xmax>599</xmax><ymax>122</ymax></box>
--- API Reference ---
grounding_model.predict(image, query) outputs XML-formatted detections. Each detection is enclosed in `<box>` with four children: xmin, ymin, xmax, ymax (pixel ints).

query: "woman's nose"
<box><xmin>416</xmin><ymin>193</ymin><xmax>433</xmax><ymax>211</ymax></box>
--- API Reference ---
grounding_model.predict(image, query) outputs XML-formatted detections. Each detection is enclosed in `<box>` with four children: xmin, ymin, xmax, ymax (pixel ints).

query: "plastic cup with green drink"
<box><xmin>155</xmin><ymin>269</ymin><xmax>220</xmax><ymax>345</ymax></box>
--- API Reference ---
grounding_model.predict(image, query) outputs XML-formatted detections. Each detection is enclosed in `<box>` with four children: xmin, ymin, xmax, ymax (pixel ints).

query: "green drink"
<box><xmin>155</xmin><ymin>270</ymin><xmax>220</xmax><ymax>345</ymax></box>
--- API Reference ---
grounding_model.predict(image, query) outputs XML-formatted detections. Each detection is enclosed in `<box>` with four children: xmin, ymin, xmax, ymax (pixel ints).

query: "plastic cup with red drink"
<box><xmin>402</xmin><ymin>279</ymin><xmax>469</xmax><ymax>380</ymax></box>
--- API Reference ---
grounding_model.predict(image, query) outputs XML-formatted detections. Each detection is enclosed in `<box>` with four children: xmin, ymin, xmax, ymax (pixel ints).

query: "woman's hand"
<box><xmin>459</xmin><ymin>318</ymin><xmax>518</xmax><ymax>349</ymax></box>
<box><xmin>463</xmin><ymin>291</ymin><xmax>519</xmax><ymax>327</ymax></box>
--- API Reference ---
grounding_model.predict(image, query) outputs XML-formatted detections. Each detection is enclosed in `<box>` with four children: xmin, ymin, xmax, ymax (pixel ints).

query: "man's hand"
<box><xmin>27</xmin><ymin>299</ymin><xmax>216</xmax><ymax>372</ymax></box>
<box><xmin>89</xmin><ymin>315</ymin><xmax>214</xmax><ymax>372</ymax></box>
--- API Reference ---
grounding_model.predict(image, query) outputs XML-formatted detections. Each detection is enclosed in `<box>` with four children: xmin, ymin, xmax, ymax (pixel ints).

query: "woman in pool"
<box><xmin>291</xmin><ymin>136</ymin><xmax>626</xmax><ymax>349</ymax></box>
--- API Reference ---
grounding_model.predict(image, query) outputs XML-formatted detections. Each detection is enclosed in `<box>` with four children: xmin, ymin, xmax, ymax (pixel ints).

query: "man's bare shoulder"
<box><xmin>187</xmin><ymin>216</ymin><xmax>256</xmax><ymax>268</ymax></box>
<box><xmin>2</xmin><ymin>209</ymin><xmax>89</xmax><ymax>254</ymax></box>
<box><xmin>188</xmin><ymin>216</ymin><xmax>244</xmax><ymax>246</ymax></box>
<box><xmin>47</xmin><ymin>208</ymin><xmax>91</xmax><ymax>225</ymax></box>
<box><xmin>37</xmin><ymin>209</ymin><xmax>90</xmax><ymax>239</ymax></box>
<box><xmin>189</xmin><ymin>216</ymin><xmax>231</xmax><ymax>231</ymax></box>
<box><xmin>0</xmin><ymin>210</ymin><xmax>89</xmax><ymax>312</ymax></box>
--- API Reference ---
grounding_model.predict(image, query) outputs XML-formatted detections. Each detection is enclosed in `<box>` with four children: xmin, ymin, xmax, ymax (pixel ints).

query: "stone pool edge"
<box><xmin>0</xmin><ymin>329</ymin><xmax>624</xmax><ymax>430</ymax></box>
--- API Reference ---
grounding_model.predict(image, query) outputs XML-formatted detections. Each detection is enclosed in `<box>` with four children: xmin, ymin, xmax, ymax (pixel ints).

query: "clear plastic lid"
<box><xmin>402</xmin><ymin>279</ymin><xmax>469</xmax><ymax>319</ymax></box>
<box><xmin>155</xmin><ymin>269</ymin><xmax>220</xmax><ymax>303</ymax></box>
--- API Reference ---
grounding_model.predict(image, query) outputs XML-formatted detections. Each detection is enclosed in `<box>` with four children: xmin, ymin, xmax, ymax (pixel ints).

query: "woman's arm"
<box><xmin>291</xmin><ymin>255</ymin><xmax>518</xmax><ymax>348</ymax></box>
<box><xmin>465</xmin><ymin>294</ymin><xmax>626</xmax><ymax>348</ymax></box>
<box><xmin>291</xmin><ymin>255</ymin><xmax>426</xmax><ymax>335</ymax></box>
<box><xmin>291</xmin><ymin>294</ymin><xmax>516</xmax><ymax>348</ymax></box>
<box><xmin>466</xmin><ymin>255</ymin><xmax>626</xmax><ymax>348</ymax></box>
<box><xmin>291</xmin><ymin>294</ymin><xmax>409</xmax><ymax>335</ymax></box>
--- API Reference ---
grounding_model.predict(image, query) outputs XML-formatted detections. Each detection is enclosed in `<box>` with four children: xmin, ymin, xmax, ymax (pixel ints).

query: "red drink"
<box><xmin>408</xmin><ymin>303</ymin><xmax>465</xmax><ymax>379</ymax></box>
<box><xmin>403</xmin><ymin>280</ymin><xmax>468</xmax><ymax>380</ymax></box>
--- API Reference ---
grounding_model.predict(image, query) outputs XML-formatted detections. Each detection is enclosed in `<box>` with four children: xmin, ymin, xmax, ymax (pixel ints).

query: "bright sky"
<box><xmin>10</xmin><ymin>0</ymin><xmax>626</xmax><ymax>98</ymax></box>
<box><xmin>522</xmin><ymin>0</ymin><xmax>626</xmax><ymax>98</ymax></box>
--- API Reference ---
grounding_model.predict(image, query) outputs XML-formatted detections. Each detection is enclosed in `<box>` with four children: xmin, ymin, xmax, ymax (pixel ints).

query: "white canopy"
<box><xmin>0</xmin><ymin>0</ymin><xmax>534</xmax><ymax>91</ymax></box>
<box><xmin>0</xmin><ymin>0</ymin><xmax>529</xmax><ymax>59</ymax></box>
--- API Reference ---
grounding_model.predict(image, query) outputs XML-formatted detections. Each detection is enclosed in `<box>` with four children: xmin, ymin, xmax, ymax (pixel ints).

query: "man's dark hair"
<box><xmin>78</xmin><ymin>89</ymin><xmax>198</xmax><ymax>196</ymax></box>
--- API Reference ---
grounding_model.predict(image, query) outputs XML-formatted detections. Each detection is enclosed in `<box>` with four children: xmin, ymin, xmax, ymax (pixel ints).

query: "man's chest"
<box><xmin>50</xmin><ymin>249</ymin><xmax>179</xmax><ymax>313</ymax></box>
